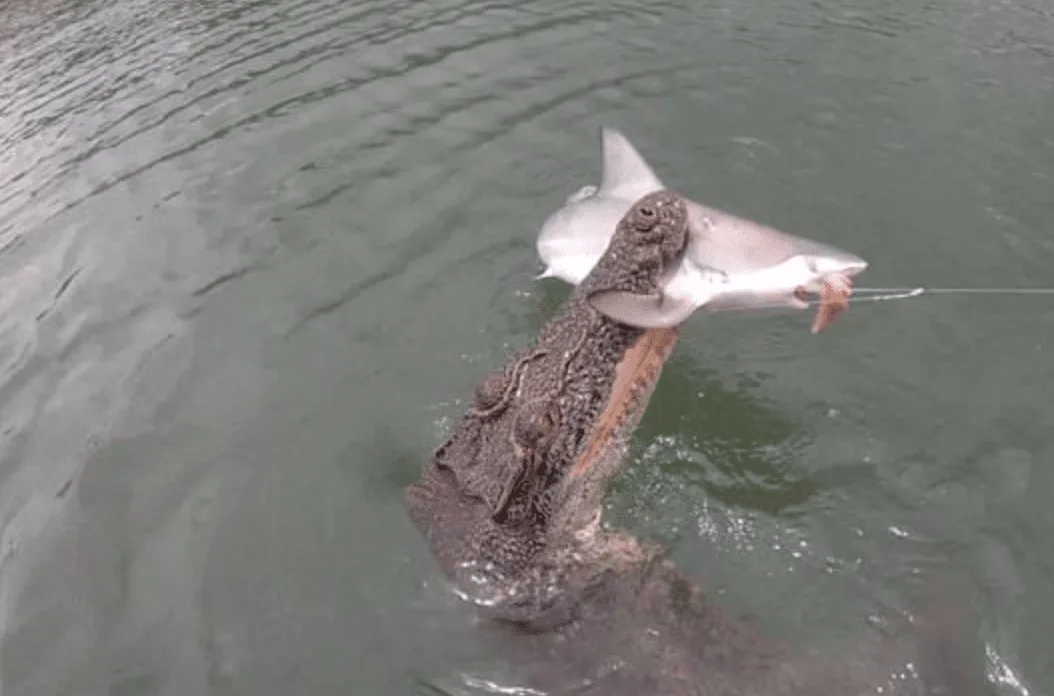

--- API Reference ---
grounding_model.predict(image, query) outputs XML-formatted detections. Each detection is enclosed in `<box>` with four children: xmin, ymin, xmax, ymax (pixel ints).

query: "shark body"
<box><xmin>535</xmin><ymin>129</ymin><xmax>869</xmax><ymax>331</ymax></box>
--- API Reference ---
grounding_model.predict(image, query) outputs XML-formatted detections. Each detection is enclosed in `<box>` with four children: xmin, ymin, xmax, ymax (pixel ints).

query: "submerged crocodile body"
<box><xmin>406</xmin><ymin>191</ymin><xmax>986</xmax><ymax>695</ymax></box>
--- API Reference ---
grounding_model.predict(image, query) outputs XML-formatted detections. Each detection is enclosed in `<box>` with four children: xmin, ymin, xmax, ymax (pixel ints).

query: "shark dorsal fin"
<box><xmin>597</xmin><ymin>128</ymin><xmax>665</xmax><ymax>200</ymax></box>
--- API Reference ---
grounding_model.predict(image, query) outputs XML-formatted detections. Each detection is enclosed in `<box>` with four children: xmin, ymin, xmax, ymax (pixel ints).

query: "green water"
<box><xmin>1</xmin><ymin>0</ymin><xmax>1052</xmax><ymax>693</ymax></box>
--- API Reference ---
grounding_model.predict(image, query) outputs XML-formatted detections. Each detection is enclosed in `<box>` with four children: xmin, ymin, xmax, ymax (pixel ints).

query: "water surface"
<box><xmin>1</xmin><ymin>0</ymin><xmax>1052</xmax><ymax>693</ymax></box>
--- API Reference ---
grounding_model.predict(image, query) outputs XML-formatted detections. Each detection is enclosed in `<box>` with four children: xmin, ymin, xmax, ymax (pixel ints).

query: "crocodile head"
<box><xmin>407</xmin><ymin>190</ymin><xmax>690</xmax><ymax>614</ymax></box>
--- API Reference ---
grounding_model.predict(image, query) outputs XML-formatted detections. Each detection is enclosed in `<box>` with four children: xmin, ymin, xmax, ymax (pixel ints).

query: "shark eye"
<box><xmin>513</xmin><ymin>401</ymin><xmax>558</xmax><ymax>447</ymax></box>
<box><xmin>474</xmin><ymin>371</ymin><xmax>507</xmax><ymax>410</ymax></box>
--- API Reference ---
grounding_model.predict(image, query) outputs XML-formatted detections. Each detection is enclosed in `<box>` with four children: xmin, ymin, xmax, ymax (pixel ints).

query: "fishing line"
<box><xmin>703</xmin><ymin>293</ymin><xmax>916</xmax><ymax>313</ymax></box>
<box><xmin>802</xmin><ymin>287</ymin><xmax>1054</xmax><ymax>309</ymax></box>
<box><xmin>843</xmin><ymin>288</ymin><xmax>924</xmax><ymax>302</ymax></box>
<box><xmin>843</xmin><ymin>287</ymin><xmax>1054</xmax><ymax>305</ymax></box>
<box><xmin>702</xmin><ymin>286</ymin><xmax>1054</xmax><ymax>313</ymax></box>
<box><xmin>854</xmin><ymin>287</ymin><xmax>1054</xmax><ymax>296</ymax></box>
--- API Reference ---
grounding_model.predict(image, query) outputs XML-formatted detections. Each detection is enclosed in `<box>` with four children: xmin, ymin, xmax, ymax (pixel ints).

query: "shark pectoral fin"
<box><xmin>586</xmin><ymin>289</ymin><xmax>697</xmax><ymax>329</ymax></box>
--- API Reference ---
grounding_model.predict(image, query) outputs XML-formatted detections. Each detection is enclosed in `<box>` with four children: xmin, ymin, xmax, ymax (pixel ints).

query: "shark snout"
<box><xmin>808</xmin><ymin>251</ymin><xmax>868</xmax><ymax>278</ymax></box>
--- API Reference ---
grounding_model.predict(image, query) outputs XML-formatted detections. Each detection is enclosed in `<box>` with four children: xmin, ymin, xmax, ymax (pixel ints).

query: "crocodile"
<box><xmin>406</xmin><ymin>190</ymin><xmax>987</xmax><ymax>695</ymax></box>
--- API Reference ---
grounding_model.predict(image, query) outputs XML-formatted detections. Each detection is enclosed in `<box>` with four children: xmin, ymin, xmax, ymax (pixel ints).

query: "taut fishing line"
<box><xmin>704</xmin><ymin>286</ymin><xmax>1054</xmax><ymax>313</ymax></box>
<box><xmin>855</xmin><ymin>287</ymin><xmax>1054</xmax><ymax>297</ymax></box>
<box><xmin>841</xmin><ymin>286</ymin><xmax>1054</xmax><ymax>305</ymax></box>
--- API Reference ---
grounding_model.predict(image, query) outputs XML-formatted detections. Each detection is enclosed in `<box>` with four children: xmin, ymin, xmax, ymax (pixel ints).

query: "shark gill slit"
<box><xmin>569</xmin><ymin>326</ymin><xmax>681</xmax><ymax>480</ymax></box>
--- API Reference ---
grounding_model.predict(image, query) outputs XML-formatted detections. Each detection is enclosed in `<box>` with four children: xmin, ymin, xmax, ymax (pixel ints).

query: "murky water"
<box><xmin>1</xmin><ymin>0</ymin><xmax>1052</xmax><ymax>693</ymax></box>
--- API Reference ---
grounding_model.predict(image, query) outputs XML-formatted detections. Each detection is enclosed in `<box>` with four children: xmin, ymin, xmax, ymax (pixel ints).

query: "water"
<box><xmin>1</xmin><ymin>0</ymin><xmax>1052</xmax><ymax>693</ymax></box>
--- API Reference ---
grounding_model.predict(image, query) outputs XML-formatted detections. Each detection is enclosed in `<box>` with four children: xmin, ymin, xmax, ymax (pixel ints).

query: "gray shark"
<box><xmin>535</xmin><ymin>128</ymin><xmax>869</xmax><ymax>330</ymax></box>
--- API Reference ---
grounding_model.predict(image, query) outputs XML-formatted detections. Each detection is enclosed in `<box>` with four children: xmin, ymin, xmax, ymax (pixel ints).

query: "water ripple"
<box><xmin>1</xmin><ymin>0</ymin><xmax>647</xmax><ymax>245</ymax></box>
<box><xmin>2</xmin><ymin>0</ymin><xmax>1053</xmax><ymax>692</ymax></box>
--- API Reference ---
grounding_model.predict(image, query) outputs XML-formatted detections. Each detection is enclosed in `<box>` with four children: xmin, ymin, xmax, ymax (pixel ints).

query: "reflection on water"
<box><xmin>1</xmin><ymin>0</ymin><xmax>1053</xmax><ymax>693</ymax></box>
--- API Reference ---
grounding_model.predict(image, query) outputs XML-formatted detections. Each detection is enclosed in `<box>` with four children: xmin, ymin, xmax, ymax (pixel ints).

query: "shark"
<box><xmin>535</xmin><ymin>128</ymin><xmax>869</xmax><ymax>333</ymax></box>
